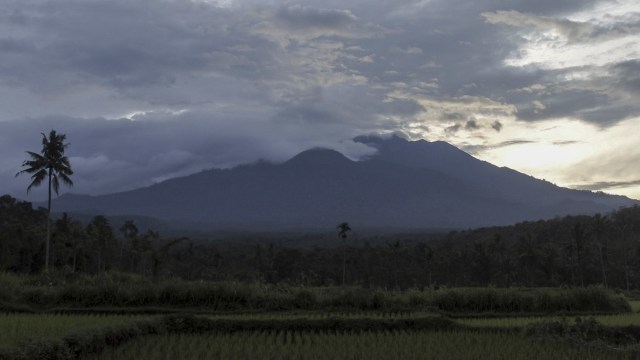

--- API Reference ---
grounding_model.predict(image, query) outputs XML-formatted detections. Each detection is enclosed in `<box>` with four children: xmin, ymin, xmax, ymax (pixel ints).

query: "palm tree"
<box><xmin>337</xmin><ymin>222</ymin><xmax>351</xmax><ymax>285</ymax></box>
<box><xmin>16</xmin><ymin>130</ymin><xmax>73</xmax><ymax>272</ymax></box>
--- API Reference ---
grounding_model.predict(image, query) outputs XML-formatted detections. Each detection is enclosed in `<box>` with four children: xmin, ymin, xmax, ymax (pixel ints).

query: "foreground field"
<box><xmin>459</xmin><ymin>313</ymin><xmax>640</xmax><ymax>328</ymax></box>
<box><xmin>0</xmin><ymin>314</ymin><xmax>149</xmax><ymax>349</ymax></box>
<box><xmin>1</xmin><ymin>272</ymin><xmax>638</xmax><ymax>360</ymax></box>
<box><xmin>2</xmin><ymin>312</ymin><xmax>640</xmax><ymax>360</ymax></box>
<box><xmin>87</xmin><ymin>330</ymin><xmax>624</xmax><ymax>360</ymax></box>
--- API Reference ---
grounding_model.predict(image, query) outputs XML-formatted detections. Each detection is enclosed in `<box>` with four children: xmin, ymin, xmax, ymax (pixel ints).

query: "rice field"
<box><xmin>204</xmin><ymin>310</ymin><xmax>434</xmax><ymax>321</ymax></box>
<box><xmin>86</xmin><ymin>330</ymin><xmax>624</xmax><ymax>360</ymax></box>
<box><xmin>458</xmin><ymin>312</ymin><xmax>640</xmax><ymax>328</ymax></box>
<box><xmin>0</xmin><ymin>291</ymin><xmax>635</xmax><ymax>359</ymax></box>
<box><xmin>0</xmin><ymin>313</ymin><xmax>149</xmax><ymax>348</ymax></box>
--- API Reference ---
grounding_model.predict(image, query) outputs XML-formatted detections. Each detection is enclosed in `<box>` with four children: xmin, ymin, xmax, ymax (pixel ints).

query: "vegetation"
<box><xmin>1</xmin><ymin>186</ymin><xmax>640</xmax><ymax>358</ymax></box>
<box><xmin>88</xmin><ymin>330</ymin><xmax>630</xmax><ymax>360</ymax></box>
<box><xmin>0</xmin><ymin>272</ymin><xmax>629</xmax><ymax>314</ymax></box>
<box><xmin>0</xmin><ymin>272</ymin><xmax>640</xmax><ymax>359</ymax></box>
<box><xmin>2</xmin><ymin>313</ymin><xmax>639</xmax><ymax>360</ymax></box>
<box><xmin>460</xmin><ymin>314</ymin><xmax>640</xmax><ymax>328</ymax></box>
<box><xmin>15</xmin><ymin>130</ymin><xmax>73</xmax><ymax>272</ymax></box>
<box><xmin>2</xmin><ymin>194</ymin><xmax>640</xmax><ymax>289</ymax></box>
<box><xmin>337</xmin><ymin>222</ymin><xmax>351</xmax><ymax>285</ymax></box>
<box><xmin>0</xmin><ymin>314</ymin><xmax>148</xmax><ymax>349</ymax></box>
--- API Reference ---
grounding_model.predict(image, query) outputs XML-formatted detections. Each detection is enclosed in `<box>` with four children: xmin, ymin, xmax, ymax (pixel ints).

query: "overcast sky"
<box><xmin>1</xmin><ymin>0</ymin><xmax>639</xmax><ymax>201</ymax></box>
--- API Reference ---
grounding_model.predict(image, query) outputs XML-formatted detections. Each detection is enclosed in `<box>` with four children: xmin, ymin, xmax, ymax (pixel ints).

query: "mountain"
<box><xmin>52</xmin><ymin>136</ymin><xmax>637</xmax><ymax>230</ymax></box>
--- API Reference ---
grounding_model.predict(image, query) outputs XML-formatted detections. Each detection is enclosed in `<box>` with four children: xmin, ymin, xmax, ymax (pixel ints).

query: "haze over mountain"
<box><xmin>52</xmin><ymin>136</ymin><xmax>637</xmax><ymax>231</ymax></box>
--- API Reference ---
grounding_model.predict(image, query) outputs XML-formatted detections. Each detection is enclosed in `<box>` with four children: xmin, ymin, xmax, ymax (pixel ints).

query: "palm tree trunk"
<box><xmin>342</xmin><ymin>241</ymin><xmax>346</xmax><ymax>286</ymax></box>
<box><xmin>598</xmin><ymin>245</ymin><xmax>607</xmax><ymax>288</ymax></box>
<box><xmin>45</xmin><ymin>168</ymin><xmax>52</xmax><ymax>272</ymax></box>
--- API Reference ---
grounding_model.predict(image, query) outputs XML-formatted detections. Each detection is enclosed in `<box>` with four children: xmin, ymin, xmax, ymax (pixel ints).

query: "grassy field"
<box><xmin>86</xmin><ymin>330</ymin><xmax>625</xmax><ymax>360</ymax></box>
<box><xmin>204</xmin><ymin>310</ymin><xmax>435</xmax><ymax>321</ymax></box>
<box><xmin>458</xmin><ymin>300</ymin><xmax>640</xmax><ymax>328</ymax></box>
<box><xmin>1</xmin><ymin>311</ymin><xmax>637</xmax><ymax>360</ymax></box>
<box><xmin>458</xmin><ymin>313</ymin><xmax>640</xmax><ymax>328</ymax></box>
<box><xmin>0</xmin><ymin>272</ymin><xmax>637</xmax><ymax>360</ymax></box>
<box><xmin>0</xmin><ymin>313</ymin><xmax>149</xmax><ymax>349</ymax></box>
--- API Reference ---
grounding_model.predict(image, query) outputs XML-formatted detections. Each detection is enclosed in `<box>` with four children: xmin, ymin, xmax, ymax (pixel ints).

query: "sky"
<box><xmin>1</xmin><ymin>0</ymin><xmax>639</xmax><ymax>201</ymax></box>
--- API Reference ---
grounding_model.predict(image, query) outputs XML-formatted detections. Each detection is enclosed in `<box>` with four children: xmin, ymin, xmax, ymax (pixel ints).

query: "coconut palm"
<box><xmin>337</xmin><ymin>222</ymin><xmax>351</xmax><ymax>285</ymax></box>
<box><xmin>16</xmin><ymin>130</ymin><xmax>73</xmax><ymax>272</ymax></box>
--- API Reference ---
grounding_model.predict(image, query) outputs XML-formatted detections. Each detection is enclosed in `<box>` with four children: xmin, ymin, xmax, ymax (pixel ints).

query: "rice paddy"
<box><xmin>0</xmin><ymin>287</ymin><xmax>636</xmax><ymax>359</ymax></box>
<box><xmin>86</xmin><ymin>330</ymin><xmax>625</xmax><ymax>360</ymax></box>
<box><xmin>458</xmin><ymin>313</ymin><xmax>640</xmax><ymax>328</ymax></box>
<box><xmin>0</xmin><ymin>313</ymin><xmax>148</xmax><ymax>349</ymax></box>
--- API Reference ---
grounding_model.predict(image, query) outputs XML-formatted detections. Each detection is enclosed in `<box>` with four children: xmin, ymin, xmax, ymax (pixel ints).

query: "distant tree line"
<box><xmin>2</xmin><ymin>194</ymin><xmax>640</xmax><ymax>289</ymax></box>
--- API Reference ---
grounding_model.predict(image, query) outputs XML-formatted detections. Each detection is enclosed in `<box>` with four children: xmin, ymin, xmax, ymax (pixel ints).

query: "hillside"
<box><xmin>52</xmin><ymin>136</ymin><xmax>636</xmax><ymax>230</ymax></box>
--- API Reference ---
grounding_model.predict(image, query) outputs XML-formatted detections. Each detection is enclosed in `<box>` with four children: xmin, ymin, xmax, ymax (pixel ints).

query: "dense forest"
<box><xmin>1</xmin><ymin>194</ymin><xmax>640</xmax><ymax>290</ymax></box>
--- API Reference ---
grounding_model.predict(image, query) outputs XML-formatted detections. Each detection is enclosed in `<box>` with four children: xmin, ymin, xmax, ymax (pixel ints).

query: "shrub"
<box><xmin>292</xmin><ymin>289</ymin><xmax>318</xmax><ymax>309</ymax></box>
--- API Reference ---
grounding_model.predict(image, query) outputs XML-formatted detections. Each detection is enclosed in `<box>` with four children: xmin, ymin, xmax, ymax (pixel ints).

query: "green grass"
<box><xmin>1</xmin><ymin>272</ymin><xmax>630</xmax><ymax>314</ymax></box>
<box><xmin>204</xmin><ymin>310</ymin><xmax>435</xmax><ymax>321</ymax></box>
<box><xmin>629</xmin><ymin>300</ymin><xmax>640</xmax><ymax>312</ymax></box>
<box><xmin>0</xmin><ymin>313</ymin><xmax>149</xmax><ymax>349</ymax></box>
<box><xmin>1</xmin><ymin>312</ymin><xmax>637</xmax><ymax>359</ymax></box>
<box><xmin>458</xmin><ymin>313</ymin><xmax>640</xmax><ymax>328</ymax></box>
<box><xmin>86</xmin><ymin>330</ymin><xmax>625</xmax><ymax>360</ymax></box>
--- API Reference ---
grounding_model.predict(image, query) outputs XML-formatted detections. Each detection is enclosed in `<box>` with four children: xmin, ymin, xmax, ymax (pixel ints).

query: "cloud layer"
<box><xmin>1</xmin><ymin>0</ymin><xmax>639</xmax><ymax>200</ymax></box>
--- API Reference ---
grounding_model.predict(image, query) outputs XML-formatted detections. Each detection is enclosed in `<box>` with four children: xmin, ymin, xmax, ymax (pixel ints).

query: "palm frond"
<box><xmin>25</xmin><ymin>151</ymin><xmax>45</xmax><ymax>161</ymax></box>
<box><xmin>26</xmin><ymin>169</ymin><xmax>47</xmax><ymax>193</ymax></box>
<box><xmin>51</xmin><ymin>174</ymin><xmax>60</xmax><ymax>195</ymax></box>
<box><xmin>59</xmin><ymin>172</ymin><xmax>74</xmax><ymax>187</ymax></box>
<box><xmin>18</xmin><ymin>130</ymin><xmax>74</xmax><ymax>194</ymax></box>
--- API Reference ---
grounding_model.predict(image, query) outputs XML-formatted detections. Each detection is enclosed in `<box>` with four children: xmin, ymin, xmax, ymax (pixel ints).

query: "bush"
<box><xmin>525</xmin><ymin>317</ymin><xmax>640</xmax><ymax>349</ymax></box>
<box><xmin>0</xmin><ymin>271</ymin><xmax>631</xmax><ymax>314</ymax></box>
<box><xmin>292</xmin><ymin>289</ymin><xmax>318</xmax><ymax>309</ymax></box>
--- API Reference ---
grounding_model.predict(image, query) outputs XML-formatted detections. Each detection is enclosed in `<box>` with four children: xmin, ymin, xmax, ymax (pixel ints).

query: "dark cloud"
<box><xmin>275</xmin><ymin>5</ymin><xmax>357</xmax><ymax>29</ymax></box>
<box><xmin>445</xmin><ymin>124</ymin><xmax>462</xmax><ymax>134</ymax></box>
<box><xmin>3</xmin><ymin>115</ymin><xmax>377</xmax><ymax>199</ymax></box>
<box><xmin>498</xmin><ymin>139</ymin><xmax>536</xmax><ymax>147</ymax></box>
<box><xmin>572</xmin><ymin>179</ymin><xmax>640</xmax><ymax>192</ymax></box>
<box><xmin>579</xmin><ymin>105</ymin><xmax>640</xmax><ymax>126</ymax></box>
<box><xmin>612</xmin><ymin>60</ymin><xmax>640</xmax><ymax>94</ymax></box>
<box><xmin>514</xmin><ymin>90</ymin><xmax>610</xmax><ymax>122</ymax></box>
<box><xmin>462</xmin><ymin>139</ymin><xmax>536</xmax><ymax>154</ymax></box>
<box><xmin>494</xmin><ymin>0</ymin><xmax>598</xmax><ymax>15</ymax></box>
<box><xmin>553</xmin><ymin>140</ymin><xmax>581</xmax><ymax>145</ymax></box>
<box><xmin>465</xmin><ymin>119</ymin><xmax>479</xmax><ymax>130</ymax></box>
<box><xmin>0</xmin><ymin>0</ymin><xmax>638</xmax><ymax>199</ymax></box>
<box><xmin>443</xmin><ymin>112</ymin><xmax>465</xmax><ymax>120</ymax></box>
<box><xmin>0</xmin><ymin>38</ymin><xmax>35</xmax><ymax>53</ymax></box>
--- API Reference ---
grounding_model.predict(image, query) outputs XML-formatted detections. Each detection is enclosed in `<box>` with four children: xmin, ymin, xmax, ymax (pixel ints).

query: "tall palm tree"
<box><xmin>16</xmin><ymin>130</ymin><xmax>73</xmax><ymax>272</ymax></box>
<box><xmin>337</xmin><ymin>222</ymin><xmax>351</xmax><ymax>285</ymax></box>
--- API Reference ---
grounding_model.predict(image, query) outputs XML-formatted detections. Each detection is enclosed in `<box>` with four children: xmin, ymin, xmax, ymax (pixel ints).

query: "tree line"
<box><xmin>6</xmin><ymin>130</ymin><xmax>640</xmax><ymax>289</ymax></box>
<box><xmin>2</xmin><ymin>194</ymin><xmax>640</xmax><ymax>289</ymax></box>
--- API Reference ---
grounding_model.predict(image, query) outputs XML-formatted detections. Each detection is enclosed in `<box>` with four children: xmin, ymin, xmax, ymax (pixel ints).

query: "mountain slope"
<box><xmin>52</xmin><ymin>137</ymin><xmax>637</xmax><ymax>230</ymax></box>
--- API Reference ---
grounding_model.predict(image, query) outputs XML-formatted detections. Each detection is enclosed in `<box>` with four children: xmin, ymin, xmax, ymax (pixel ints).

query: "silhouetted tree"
<box><xmin>53</xmin><ymin>213</ymin><xmax>85</xmax><ymax>271</ymax></box>
<box><xmin>86</xmin><ymin>215</ymin><xmax>114</xmax><ymax>273</ymax></box>
<box><xmin>150</xmin><ymin>237</ymin><xmax>189</xmax><ymax>278</ymax></box>
<box><xmin>0</xmin><ymin>195</ymin><xmax>46</xmax><ymax>272</ymax></box>
<box><xmin>120</xmin><ymin>220</ymin><xmax>140</xmax><ymax>272</ymax></box>
<box><xmin>592</xmin><ymin>213</ymin><xmax>609</xmax><ymax>288</ymax></box>
<box><xmin>416</xmin><ymin>242</ymin><xmax>434</xmax><ymax>288</ymax></box>
<box><xmin>614</xmin><ymin>209</ymin><xmax>633</xmax><ymax>290</ymax></box>
<box><xmin>16</xmin><ymin>130</ymin><xmax>73</xmax><ymax>272</ymax></box>
<box><xmin>337</xmin><ymin>222</ymin><xmax>351</xmax><ymax>285</ymax></box>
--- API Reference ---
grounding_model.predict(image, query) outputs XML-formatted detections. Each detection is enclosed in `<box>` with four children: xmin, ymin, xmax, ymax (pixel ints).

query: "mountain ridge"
<box><xmin>51</xmin><ymin>136</ymin><xmax>637</xmax><ymax>231</ymax></box>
